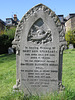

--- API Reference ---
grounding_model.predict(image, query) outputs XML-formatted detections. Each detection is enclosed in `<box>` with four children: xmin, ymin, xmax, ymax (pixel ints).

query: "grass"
<box><xmin>0</xmin><ymin>49</ymin><xmax>75</xmax><ymax>100</ymax></box>
<box><xmin>62</xmin><ymin>49</ymin><xmax>75</xmax><ymax>90</ymax></box>
<box><xmin>0</xmin><ymin>54</ymin><xmax>16</xmax><ymax>99</ymax></box>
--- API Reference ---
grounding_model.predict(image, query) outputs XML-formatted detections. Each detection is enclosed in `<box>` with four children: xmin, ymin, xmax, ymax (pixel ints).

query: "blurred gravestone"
<box><xmin>69</xmin><ymin>44</ymin><xmax>74</xmax><ymax>49</ymax></box>
<box><xmin>12</xmin><ymin>4</ymin><xmax>67</xmax><ymax>95</ymax></box>
<box><xmin>8</xmin><ymin>47</ymin><xmax>14</xmax><ymax>54</ymax></box>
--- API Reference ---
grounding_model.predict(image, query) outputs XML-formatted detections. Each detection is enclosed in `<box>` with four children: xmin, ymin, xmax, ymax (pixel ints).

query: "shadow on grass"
<box><xmin>0</xmin><ymin>54</ymin><xmax>16</xmax><ymax>63</ymax></box>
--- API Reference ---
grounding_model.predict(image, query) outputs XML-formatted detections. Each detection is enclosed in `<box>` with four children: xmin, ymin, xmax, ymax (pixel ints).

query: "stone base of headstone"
<box><xmin>58</xmin><ymin>82</ymin><xmax>65</xmax><ymax>92</ymax></box>
<box><xmin>13</xmin><ymin>79</ymin><xmax>21</xmax><ymax>91</ymax></box>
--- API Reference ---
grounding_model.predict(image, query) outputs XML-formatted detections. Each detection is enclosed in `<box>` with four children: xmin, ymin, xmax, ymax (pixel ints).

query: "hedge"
<box><xmin>0</xmin><ymin>27</ymin><xmax>16</xmax><ymax>54</ymax></box>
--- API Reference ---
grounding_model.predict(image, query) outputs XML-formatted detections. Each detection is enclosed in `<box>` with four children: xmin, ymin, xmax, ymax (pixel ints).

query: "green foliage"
<box><xmin>0</xmin><ymin>34</ymin><xmax>10</xmax><ymax>54</ymax></box>
<box><xmin>65</xmin><ymin>29</ymin><xmax>75</xmax><ymax>47</ymax></box>
<box><xmin>4</xmin><ymin>27</ymin><xmax>16</xmax><ymax>40</ymax></box>
<box><xmin>0</xmin><ymin>49</ymin><xmax>75</xmax><ymax>100</ymax></box>
<box><xmin>0</xmin><ymin>27</ymin><xmax>16</xmax><ymax>54</ymax></box>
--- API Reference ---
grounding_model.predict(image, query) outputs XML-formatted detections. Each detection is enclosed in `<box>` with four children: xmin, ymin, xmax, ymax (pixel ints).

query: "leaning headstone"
<box><xmin>69</xmin><ymin>44</ymin><xmax>74</xmax><ymax>49</ymax></box>
<box><xmin>12</xmin><ymin>4</ymin><xmax>67</xmax><ymax>95</ymax></box>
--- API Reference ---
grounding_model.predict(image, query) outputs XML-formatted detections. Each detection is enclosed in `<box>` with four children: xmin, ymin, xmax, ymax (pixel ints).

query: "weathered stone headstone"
<box><xmin>12</xmin><ymin>4</ymin><xmax>66</xmax><ymax>95</ymax></box>
<box><xmin>69</xmin><ymin>44</ymin><xmax>74</xmax><ymax>49</ymax></box>
<box><xmin>8</xmin><ymin>47</ymin><xmax>14</xmax><ymax>54</ymax></box>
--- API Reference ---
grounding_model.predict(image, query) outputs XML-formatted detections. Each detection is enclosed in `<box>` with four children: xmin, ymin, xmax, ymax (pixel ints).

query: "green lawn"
<box><xmin>0</xmin><ymin>54</ymin><xmax>16</xmax><ymax>99</ymax></box>
<box><xmin>63</xmin><ymin>49</ymin><xmax>75</xmax><ymax>90</ymax></box>
<box><xmin>0</xmin><ymin>49</ymin><xmax>75</xmax><ymax>100</ymax></box>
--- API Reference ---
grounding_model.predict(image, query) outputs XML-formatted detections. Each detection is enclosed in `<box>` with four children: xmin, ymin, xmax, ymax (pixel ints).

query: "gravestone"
<box><xmin>8</xmin><ymin>47</ymin><xmax>14</xmax><ymax>54</ymax></box>
<box><xmin>12</xmin><ymin>4</ymin><xmax>67</xmax><ymax>95</ymax></box>
<box><xmin>69</xmin><ymin>44</ymin><xmax>74</xmax><ymax>49</ymax></box>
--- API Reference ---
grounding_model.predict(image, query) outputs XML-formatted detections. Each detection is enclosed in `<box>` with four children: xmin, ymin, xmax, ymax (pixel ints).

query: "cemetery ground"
<box><xmin>0</xmin><ymin>49</ymin><xmax>75</xmax><ymax>100</ymax></box>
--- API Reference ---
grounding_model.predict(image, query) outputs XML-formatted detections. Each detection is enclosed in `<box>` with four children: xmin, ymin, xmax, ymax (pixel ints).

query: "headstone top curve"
<box><xmin>12</xmin><ymin>4</ymin><xmax>65</xmax><ymax>49</ymax></box>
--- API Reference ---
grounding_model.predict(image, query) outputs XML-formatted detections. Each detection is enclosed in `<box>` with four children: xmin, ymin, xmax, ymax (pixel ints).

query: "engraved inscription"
<box><xmin>21</xmin><ymin>46</ymin><xmax>58</xmax><ymax>88</ymax></box>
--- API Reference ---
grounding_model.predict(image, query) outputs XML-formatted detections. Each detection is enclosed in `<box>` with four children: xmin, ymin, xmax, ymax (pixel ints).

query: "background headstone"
<box><xmin>8</xmin><ymin>47</ymin><xmax>14</xmax><ymax>54</ymax></box>
<box><xmin>12</xmin><ymin>4</ymin><xmax>67</xmax><ymax>95</ymax></box>
<box><xmin>69</xmin><ymin>44</ymin><xmax>74</xmax><ymax>49</ymax></box>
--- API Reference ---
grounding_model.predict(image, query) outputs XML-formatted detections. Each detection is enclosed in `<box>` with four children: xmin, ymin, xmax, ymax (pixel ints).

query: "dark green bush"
<box><xmin>0</xmin><ymin>27</ymin><xmax>16</xmax><ymax>54</ymax></box>
<box><xmin>0</xmin><ymin>34</ymin><xmax>11</xmax><ymax>54</ymax></box>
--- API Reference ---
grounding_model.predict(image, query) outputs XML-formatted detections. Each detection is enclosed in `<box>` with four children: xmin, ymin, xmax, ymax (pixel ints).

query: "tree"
<box><xmin>65</xmin><ymin>29</ymin><xmax>75</xmax><ymax>48</ymax></box>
